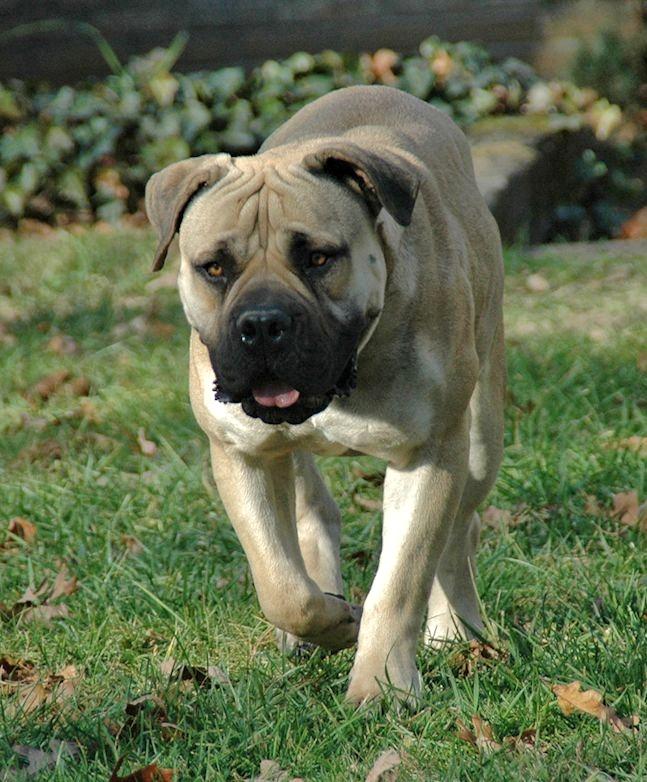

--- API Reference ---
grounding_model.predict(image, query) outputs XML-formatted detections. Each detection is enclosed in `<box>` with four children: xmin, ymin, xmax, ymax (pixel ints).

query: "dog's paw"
<box><xmin>345</xmin><ymin>659</ymin><xmax>422</xmax><ymax>709</ymax></box>
<box><xmin>303</xmin><ymin>598</ymin><xmax>362</xmax><ymax>651</ymax></box>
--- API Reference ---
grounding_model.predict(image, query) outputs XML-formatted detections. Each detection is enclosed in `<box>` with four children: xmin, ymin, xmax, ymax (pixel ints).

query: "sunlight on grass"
<box><xmin>0</xmin><ymin>230</ymin><xmax>645</xmax><ymax>780</ymax></box>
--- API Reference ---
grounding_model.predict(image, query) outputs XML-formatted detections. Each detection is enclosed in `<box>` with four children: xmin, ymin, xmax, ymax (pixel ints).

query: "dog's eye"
<box><xmin>309</xmin><ymin>251</ymin><xmax>331</xmax><ymax>268</ymax></box>
<box><xmin>203</xmin><ymin>261</ymin><xmax>224</xmax><ymax>279</ymax></box>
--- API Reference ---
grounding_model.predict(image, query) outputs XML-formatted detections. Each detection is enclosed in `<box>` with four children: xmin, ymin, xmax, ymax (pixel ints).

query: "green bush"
<box><xmin>0</xmin><ymin>35</ymin><xmax>637</xmax><ymax>231</ymax></box>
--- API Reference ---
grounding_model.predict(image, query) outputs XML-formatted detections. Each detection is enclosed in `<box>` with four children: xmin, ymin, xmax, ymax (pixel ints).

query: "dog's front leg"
<box><xmin>208</xmin><ymin>439</ymin><xmax>360</xmax><ymax>651</ymax></box>
<box><xmin>346</xmin><ymin>417</ymin><xmax>469</xmax><ymax>706</ymax></box>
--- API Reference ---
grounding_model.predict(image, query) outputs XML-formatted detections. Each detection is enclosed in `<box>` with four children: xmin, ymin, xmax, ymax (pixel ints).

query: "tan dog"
<box><xmin>145</xmin><ymin>85</ymin><xmax>505</xmax><ymax>705</ymax></box>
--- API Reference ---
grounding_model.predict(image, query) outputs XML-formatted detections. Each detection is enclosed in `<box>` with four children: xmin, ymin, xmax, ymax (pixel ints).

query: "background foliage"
<box><xmin>0</xmin><ymin>34</ymin><xmax>643</xmax><ymax>237</ymax></box>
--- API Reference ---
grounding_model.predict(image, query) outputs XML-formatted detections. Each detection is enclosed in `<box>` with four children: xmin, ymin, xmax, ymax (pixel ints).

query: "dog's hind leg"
<box><xmin>293</xmin><ymin>451</ymin><xmax>344</xmax><ymax>596</ymax></box>
<box><xmin>277</xmin><ymin>451</ymin><xmax>345</xmax><ymax>653</ymax></box>
<box><xmin>425</xmin><ymin>325</ymin><xmax>505</xmax><ymax>647</ymax></box>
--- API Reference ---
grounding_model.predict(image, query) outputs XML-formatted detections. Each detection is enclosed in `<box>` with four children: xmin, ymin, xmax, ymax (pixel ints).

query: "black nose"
<box><xmin>236</xmin><ymin>308</ymin><xmax>293</xmax><ymax>349</ymax></box>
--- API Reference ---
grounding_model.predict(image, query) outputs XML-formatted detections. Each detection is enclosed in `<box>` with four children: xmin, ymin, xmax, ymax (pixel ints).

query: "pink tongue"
<box><xmin>252</xmin><ymin>382</ymin><xmax>300</xmax><ymax>408</ymax></box>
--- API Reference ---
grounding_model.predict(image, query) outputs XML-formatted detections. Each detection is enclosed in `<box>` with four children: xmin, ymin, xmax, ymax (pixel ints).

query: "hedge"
<box><xmin>0</xmin><ymin>35</ymin><xmax>639</xmax><ymax>231</ymax></box>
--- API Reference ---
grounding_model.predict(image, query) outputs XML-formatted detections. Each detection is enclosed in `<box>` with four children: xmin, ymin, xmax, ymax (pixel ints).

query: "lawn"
<box><xmin>0</xmin><ymin>229</ymin><xmax>645</xmax><ymax>781</ymax></box>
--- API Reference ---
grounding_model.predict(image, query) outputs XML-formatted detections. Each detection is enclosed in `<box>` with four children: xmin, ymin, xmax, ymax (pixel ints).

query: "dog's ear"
<box><xmin>303</xmin><ymin>142</ymin><xmax>420</xmax><ymax>226</ymax></box>
<box><xmin>145</xmin><ymin>154</ymin><xmax>231</xmax><ymax>271</ymax></box>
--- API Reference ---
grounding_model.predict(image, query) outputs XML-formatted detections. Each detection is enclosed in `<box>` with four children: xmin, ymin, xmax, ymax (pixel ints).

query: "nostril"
<box><xmin>238</xmin><ymin>317</ymin><xmax>258</xmax><ymax>345</ymax></box>
<box><xmin>267</xmin><ymin>320</ymin><xmax>285</xmax><ymax>341</ymax></box>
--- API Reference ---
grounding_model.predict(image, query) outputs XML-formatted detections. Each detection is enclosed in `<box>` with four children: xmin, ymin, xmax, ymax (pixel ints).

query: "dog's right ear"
<box><xmin>145</xmin><ymin>154</ymin><xmax>231</xmax><ymax>271</ymax></box>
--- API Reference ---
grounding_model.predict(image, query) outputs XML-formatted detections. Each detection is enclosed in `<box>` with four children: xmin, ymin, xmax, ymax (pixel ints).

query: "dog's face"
<box><xmin>145</xmin><ymin>145</ymin><xmax>419</xmax><ymax>425</ymax></box>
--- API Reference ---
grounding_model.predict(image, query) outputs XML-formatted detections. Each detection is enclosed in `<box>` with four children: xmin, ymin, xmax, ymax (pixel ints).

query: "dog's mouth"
<box><xmin>212</xmin><ymin>353</ymin><xmax>357</xmax><ymax>426</ymax></box>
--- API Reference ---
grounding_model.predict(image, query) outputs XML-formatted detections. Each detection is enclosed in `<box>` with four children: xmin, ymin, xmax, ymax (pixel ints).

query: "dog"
<box><xmin>145</xmin><ymin>85</ymin><xmax>505</xmax><ymax>706</ymax></box>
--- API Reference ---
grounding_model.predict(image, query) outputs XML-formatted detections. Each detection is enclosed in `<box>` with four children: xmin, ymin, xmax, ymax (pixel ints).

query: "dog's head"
<box><xmin>145</xmin><ymin>142</ymin><xmax>419</xmax><ymax>425</ymax></box>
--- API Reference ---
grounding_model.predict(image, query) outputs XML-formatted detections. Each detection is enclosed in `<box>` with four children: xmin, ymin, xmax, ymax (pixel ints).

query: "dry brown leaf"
<box><xmin>610</xmin><ymin>436</ymin><xmax>647</xmax><ymax>457</ymax></box>
<box><xmin>159</xmin><ymin>658</ymin><xmax>230</xmax><ymax>688</ymax></box>
<box><xmin>246</xmin><ymin>759</ymin><xmax>303</xmax><ymax>782</ymax></box>
<box><xmin>351</xmin><ymin>465</ymin><xmax>385</xmax><ymax>485</ymax></box>
<box><xmin>620</xmin><ymin>206</ymin><xmax>647</xmax><ymax>239</ymax></box>
<box><xmin>0</xmin><ymin>656</ymin><xmax>37</xmax><ymax>684</ymax></box>
<box><xmin>13</xmin><ymin>683</ymin><xmax>49</xmax><ymax>715</ymax></box>
<box><xmin>584</xmin><ymin>494</ymin><xmax>603</xmax><ymax>516</ymax></box>
<box><xmin>21</xmin><ymin>603</ymin><xmax>70</xmax><ymax>624</ymax></box>
<box><xmin>11</xmin><ymin>739</ymin><xmax>80</xmax><ymax>776</ymax></box>
<box><xmin>46</xmin><ymin>335</ymin><xmax>79</xmax><ymax>356</ymax></box>
<box><xmin>611</xmin><ymin>491</ymin><xmax>640</xmax><ymax>527</ymax></box>
<box><xmin>482</xmin><ymin>506</ymin><xmax>513</xmax><ymax>528</ymax></box>
<box><xmin>365</xmin><ymin>748</ymin><xmax>401</xmax><ymax>781</ymax></box>
<box><xmin>31</xmin><ymin>370</ymin><xmax>70</xmax><ymax>401</ymax></box>
<box><xmin>2</xmin><ymin>517</ymin><xmax>37</xmax><ymax>549</ymax></box>
<box><xmin>502</xmin><ymin>729</ymin><xmax>538</xmax><ymax>751</ymax></box>
<box><xmin>4</xmin><ymin>662</ymin><xmax>80</xmax><ymax>718</ymax></box>
<box><xmin>137</xmin><ymin>429</ymin><xmax>157</xmax><ymax>457</ymax></box>
<box><xmin>121</xmin><ymin>534</ymin><xmax>144</xmax><ymax>556</ymax></box>
<box><xmin>68</xmin><ymin>376</ymin><xmax>91</xmax><ymax>397</ymax></box>
<box><xmin>451</xmin><ymin>640</ymin><xmax>502</xmax><ymax>676</ymax></box>
<box><xmin>110</xmin><ymin>758</ymin><xmax>174</xmax><ymax>782</ymax></box>
<box><xmin>352</xmin><ymin>493</ymin><xmax>382</xmax><ymax>512</ymax></box>
<box><xmin>458</xmin><ymin>715</ymin><xmax>502</xmax><ymax>752</ymax></box>
<box><xmin>1</xmin><ymin>567</ymin><xmax>77</xmax><ymax>624</ymax></box>
<box><xmin>551</xmin><ymin>681</ymin><xmax>639</xmax><ymax>733</ymax></box>
<box><xmin>17</xmin><ymin>439</ymin><xmax>63</xmax><ymax>463</ymax></box>
<box><xmin>49</xmin><ymin>567</ymin><xmax>78</xmax><ymax>601</ymax></box>
<box><xmin>525</xmin><ymin>273</ymin><xmax>550</xmax><ymax>293</ymax></box>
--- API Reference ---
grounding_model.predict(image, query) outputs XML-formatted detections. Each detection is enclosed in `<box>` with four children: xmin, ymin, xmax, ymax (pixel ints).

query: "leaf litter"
<box><xmin>0</xmin><ymin>565</ymin><xmax>77</xmax><ymax>624</ymax></box>
<box><xmin>551</xmin><ymin>680</ymin><xmax>639</xmax><ymax>733</ymax></box>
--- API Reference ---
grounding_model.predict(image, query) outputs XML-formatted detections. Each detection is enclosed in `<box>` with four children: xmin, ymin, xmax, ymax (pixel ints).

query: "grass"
<box><xmin>0</xmin><ymin>229</ymin><xmax>645</xmax><ymax>781</ymax></box>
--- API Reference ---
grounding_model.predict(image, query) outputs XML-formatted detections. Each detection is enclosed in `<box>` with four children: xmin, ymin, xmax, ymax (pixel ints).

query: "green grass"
<box><xmin>0</xmin><ymin>230</ymin><xmax>645</xmax><ymax>781</ymax></box>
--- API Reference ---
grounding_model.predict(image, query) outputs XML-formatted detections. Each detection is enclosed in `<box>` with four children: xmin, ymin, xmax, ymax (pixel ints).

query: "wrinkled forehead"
<box><xmin>179</xmin><ymin>158</ymin><xmax>364</xmax><ymax>260</ymax></box>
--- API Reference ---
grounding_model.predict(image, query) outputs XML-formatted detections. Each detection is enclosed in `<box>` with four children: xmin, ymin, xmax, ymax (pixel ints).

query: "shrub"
<box><xmin>0</xmin><ymin>34</ymin><xmax>640</xmax><ymax>236</ymax></box>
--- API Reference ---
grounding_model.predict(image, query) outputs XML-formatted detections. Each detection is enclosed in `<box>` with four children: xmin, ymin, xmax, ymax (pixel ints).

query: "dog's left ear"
<box><xmin>145</xmin><ymin>154</ymin><xmax>231</xmax><ymax>271</ymax></box>
<box><xmin>303</xmin><ymin>141</ymin><xmax>420</xmax><ymax>226</ymax></box>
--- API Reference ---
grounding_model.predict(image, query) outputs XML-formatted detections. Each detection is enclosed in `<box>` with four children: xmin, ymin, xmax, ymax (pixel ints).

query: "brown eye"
<box><xmin>310</xmin><ymin>252</ymin><xmax>330</xmax><ymax>268</ymax></box>
<box><xmin>205</xmin><ymin>262</ymin><xmax>224</xmax><ymax>278</ymax></box>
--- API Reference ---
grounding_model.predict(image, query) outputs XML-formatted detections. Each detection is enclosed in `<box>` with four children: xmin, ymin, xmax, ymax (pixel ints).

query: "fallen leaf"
<box><xmin>159</xmin><ymin>659</ymin><xmax>230</xmax><ymax>688</ymax></box>
<box><xmin>246</xmin><ymin>759</ymin><xmax>302</xmax><ymax>782</ymax></box>
<box><xmin>525</xmin><ymin>273</ymin><xmax>550</xmax><ymax>293</ymax></box>
<box><xmin>12</xmin><ymin>683</ymin><xmax>49</xmax><ymax>715</ymax></box>
<box><xmin>620</xmin><ymin>206</ymin><xmax>647</xmax><ymax>239</ymax></box>
<box><xmin>502</xmin><ymin>729</ymin><xmax>538</xmax><ymax>751</ymax></box>
<box><xmin>2</xmin><ymin>517</ymin><xmax>37</xmax><ymax>549</ymax></box>
<box><xmin>21</xmin><ymin>603</ymin><xmax>70</xmax><ymax>624</ymax></box>
<box><xmin>451</xmin><ymin>640</ymin><xmax>502</xmax><ymax>676</ymax></box>
<box><xmin>137</xmin><ymin>429</ymin><xmax>157</xmax><ymax>457</ymax></box>
<box><xmin>610</xmin><ymin>436</ymin><xmax>647</xmax><ymax>457</ymax></box>
<box><xmin>352</xmin><ymin>493</ymin><xmax>382</xmax><ymax>512</ymax></box>
<box><xmin>482</xmin><ymin>506</ymin><xmax>513</xmax><ymax>528</ymax></box>
<box><xmin>551</xmin><ymin>680</ymin><xmax>639</xmax><ymax>733</ymax></box>
<box><xmin>49</xmin><ymin>567</ymin><xmax>78</xmax><ymax>601</ymax></box>
<box><xmin>17</xmin><ymin>439</ymin><xmax>63</xmax><ymax>463</ymax></box>
<box><xmin>584</xmin><ymin>494</ymin><xmax>603</xmax><ymax>516</ymax></box>
<box><xmin>611</xmin><ymin>491</ymin><xmax>640</xmax><ymax>527</ymax></box>
<box><xmin>31</xmin><ymin>370</ymin><xmax>70</xmax><ymax>401</ymax></box>
<box><xmin>351</xmin><ymin>465</ymin><xmax>384</xmax><ymax>485</ymax></box>
<box><xmin>3</xmin><ymin>662</ymin><xmax>80</xmax><ymax>719</ymax></box>
<box><xmin>1</xmin><ymin>566</ymin><xmax>77</xmax><ymax>624</ymax></box>
<box><xmin>68</xmin><ymin>376</ymin><xmax>91</xmax><ymax>397</ymax></box>
<box><xmin>12</xmin><ymin>739</ymin><xmax>80</xmax><ymax>776</ymax></box>
<box><xmin>110</xmin><ymin>758</ymin><xmax>174</xmax><ymax>782</ymax></box>
<box><xmin>457</xmin><ymin>715</ymin><xmax>502</xmax><ymax>753</ymax></box>
<box><xmin>121</xmin><ymin>535</ymin><xmax>144</xmax><ymax>556</ymax></box>
<box><xmin>0</xmin><ymin>656</ymin><xmax>37</xmax><ymax>684</ymax></box>
<box><xmin>46</xmin><ymin>335</ymin><xmax>79</xmax><ymax>356</ymax></box>
<box><xmin>365</xmin><ymin>748</ymin><xmax>401</xmax><ymax>781</ymax></box>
